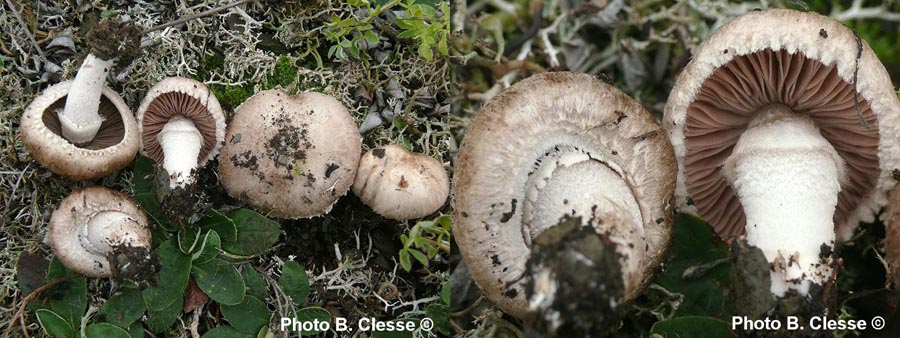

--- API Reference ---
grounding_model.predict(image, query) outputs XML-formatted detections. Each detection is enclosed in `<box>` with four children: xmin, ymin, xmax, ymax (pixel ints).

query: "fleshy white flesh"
<box><xmin>724</xmin><ymin>105</ymin><xmax>841</xmax><ymax>297</ymax></box>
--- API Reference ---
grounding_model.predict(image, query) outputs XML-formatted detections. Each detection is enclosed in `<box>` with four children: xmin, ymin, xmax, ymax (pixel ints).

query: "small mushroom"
<box><xmin>453</xmin><ymin>72</ymin><xmax>676</xmax><ymax>323</ymax></box>
<box><xmin>219</xmin><ymin>90</ymin><xmax>361</xmax><ymax>219</ymax></box>
<box><xmin>49</xmin><ymin>186</ymin><xmax>157</xmax><ymax>279</ymax></box>
<box><xmin>136</xmin><ymin>77</ymin><xmax>226</xmax><ymax>189</ymax></box>
<box><xmin>664</xmin><ymin>9</ymin><xmax>900</xmax><ymax>298</ymax></box>
<box><xmin>58</xmin><ymin>18</ymin><xmax>141</xmax><ymax>145</ymax></box>
<box><xmin>20</xmin><ymin>80</ymin><xmax>140</xmax><ymax>180</ymax></box>
<box><xmin>352</xmin><ymin>145</ymin><xmax>449</xmax><ymax>220</ymax></box>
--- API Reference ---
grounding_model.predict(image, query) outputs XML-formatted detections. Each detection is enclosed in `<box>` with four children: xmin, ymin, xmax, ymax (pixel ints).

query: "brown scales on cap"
<box><xmin>141</xmin><ymin>92</ymin><xmax>219</xmax><ymax>164</ymax></box>
<box><xmin>684</xmin><ymin>49</ymin><xmax>879</xmax><ymax>238</ymax></box>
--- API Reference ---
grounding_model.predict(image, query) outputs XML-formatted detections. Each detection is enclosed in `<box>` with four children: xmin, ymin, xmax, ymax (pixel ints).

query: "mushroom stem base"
<box><xmin>724</xmin><ymin>106</ymin><xmax>841</xmax><ymax>297</ymax></box>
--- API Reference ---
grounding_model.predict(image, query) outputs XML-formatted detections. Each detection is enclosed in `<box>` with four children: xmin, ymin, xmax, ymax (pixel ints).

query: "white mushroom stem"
<box><xmin>157</xmin><ymin>115</ymin><xmax>203</xmax><ymax>189</ymax></box>
<box><xmin>723</xmin><ymin>105</ymin><xmax>843</xmax><ymax>297</ymax></box>
<box><xmin>522</xmin><ymin>150</ymin><xmax>646</xmax><ymax>291</ymax></box>
<box><xmin>59</xmin><ymin>54</ymin><xmax>113</xmax><ymax>145</ymax></box>
<box><xmin>81</xmin><ymin>210</ymin><xmax>149</xmax><ymax>256</ymax></box>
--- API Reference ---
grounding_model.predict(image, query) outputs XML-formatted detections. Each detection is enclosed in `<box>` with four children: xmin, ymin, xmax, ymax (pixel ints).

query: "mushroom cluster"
<box><xmin>453</xmin><ymin>72</ymin><xmax>676</xmax><ymax>328</ymax></box>
<box><xmin>664</xmin><ymin>9</ymin><xmax>900</xmax><ymax>298</ymax></box>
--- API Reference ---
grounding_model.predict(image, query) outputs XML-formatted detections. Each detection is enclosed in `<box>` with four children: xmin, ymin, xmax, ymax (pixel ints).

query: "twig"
<box><xmin>3</xmin><ymin>0</ymin><xmax>46</xmax><ymax>62</ymax></box>
<box><xmin>3</xmin><ymin>274</ymin><xmax>79</xmax><ymax>338</ymax></box>
<box><xmin>141</xmin><ymin>0</ymin><xmax>257</xmax><ymax>35</ymax></box>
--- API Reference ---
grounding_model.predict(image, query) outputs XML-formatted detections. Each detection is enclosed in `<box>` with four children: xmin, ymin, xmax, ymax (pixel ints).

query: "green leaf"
<box><xmin>223</xmin><ymin>209</ymin><xmax>281</xmax><ymax>257</ymax></box>
<box><xmin>397</xmin><ymin>29</ymin><xmax>418</xmax><ymax>39</ymax></box>
<box><xmin>193</xmin><ymin>230</ymin><xmax>222</xmax><ymax>265</ymax></box>
<box><xmin>145</xmin><ymin>296</ymin><xmax>183</xmax><ymax>333</ymax></box>
<box><xmin>408</xmin><ymin>248</ymin><xmax>428</xmax><ymax>267</ymax></box>
<box><xmin>222</xmin><ymin>296</ymin><xmax>271</xmax><ymax>334</ymax></box>
<box><xmin>143</xmin><ymin>239</ymin><xmax>192</xmax><ymax>311</ymax></box>
<box><xmin>652</xmin><ymin>214</ymin><xmax>731</xmax><ymax>317</ymax></box>
<box><xmin>202</xmin><ymin>326</ymin><xmax>256</xmax><ymax>338</ymax></box>
<box><xmin>418</xmin><ymin>42</ymin><xmax>434</xmax><ymax>60</ymax></box>
<box><xmin>279</xmin><ymin>261</ymin><xmax>309</xmax><ymax>304</ymax></box>
<box><xmin>99</xmin><ymin>287</ymin><xmax>145</xmax><ymax>327</ymax></box>
<box><xmin>192</xmin><ymin>258</ymin><xmax>245</xmax><ymax>305</ymax></box>
<box><xmin>45</xmin><ymin>258</ymin><xmax>86</xmax><ymax>328</ymax></box>
<box><xmin>241</xmin><ymin>264</ymin><xmax>268</xmax><ymax>300</ymax></box>
<box><xmin>128</xmin><ymin>322</ymin><xmax>145</xmax><ymax>338</ymax></box>
<box><xmin>36</xmin><ymin>309</ymin><xmax>75</xmax><ymax>338</ymax></box>
<box><xmin>133</xmin><ymin>193</ymin><xmax>175</xmax><ymax>232</ymax></box>
<box><xmin>426</xmin><ymin>303</ymin><xmax>450</xmax><ymax>335</ymax></box>
<box><xmin>198</xmin><ymin>209</ymin><xmax>238</xmax><ymax>243</ymax></box>
<box><xmin>650</xmin><ymin>316</ymin><xmax>734</xmax><ymax>338</ymax></box>
<box><xmin>178</xmin><ymin>226</ymin><xmax>202</xmax><ymax>254</ymax></box>
<box><xmin>133</xmin><ymin>156</ymin><xmax>156</xmax><ymax>193</ymax></box>
<box><xmin>437</xmin><ymin>33</ymin><xmax>448</xmax><ymax>56</ymax></box>
<box><xmin>399</xmin><ymin>248</ymin><xmax>412</xmax><ymax>271</ymax></box>
<box><xmin>142</xmin><ymin>240</ymin><xmax>191</xmax><ymax>333</ymax></box>
<box><xmin>295</xmin><ymin>307</ymin><xmax>331</xmax><ymax>336</ymax></box>
<box><xmin>440</xmin><ymin>280</ymin><xmax>450</xmax><ymax>305</ymax></box>
<box><xmin>85</xmin><ymin>323</ymin><xmax>131</xmax><ymax>338</ymax></box>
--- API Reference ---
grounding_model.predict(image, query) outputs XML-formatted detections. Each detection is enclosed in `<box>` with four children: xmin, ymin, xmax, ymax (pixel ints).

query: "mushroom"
<box><xmin>352</xmin><ymin>144</ymin><xmax>449</xmax><ymax>220</ymax></box>
<box><xmin>664</xmin><ymin>9</ymin><xmax>900</xmax><ymax>298</ymax></box>
<box><xmin>453</xmin><ymin>72</ymin><xmax>676</xmax><ymax>323</ymax></box>
<box><xmin>20</xmin><ymin>80</ymin><xmax>140</xmax><ymax>180</ymax></box>
<box><xmin>49</xmin><ymin>186</ymin><xmax>157</xmax><ymax>279</ymax></box>
<box><xmin>58</xmin><ymin>18</ymin><xmax>141</xmax><ymax>145</ymax></box>
<box><xmin>219</xmin><ymin>90</ymin><xmax>361</xmax><ymax>219</ymax></box>
<box><xmin>136</xmin><ymin>77</ymin><xmax>226</xmax><ymax>189</ymax></box>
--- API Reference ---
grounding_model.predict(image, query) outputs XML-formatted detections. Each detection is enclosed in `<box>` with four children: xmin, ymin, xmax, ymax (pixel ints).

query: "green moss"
<box><xmin>264</xmin><ymin>56</ymin><xmax>298</xmax><ymax>89</ymax></box>
<box><xmin>211</xmin><ymin>84</ymin><xmax>254</xmax><ymax>112</ymax></box>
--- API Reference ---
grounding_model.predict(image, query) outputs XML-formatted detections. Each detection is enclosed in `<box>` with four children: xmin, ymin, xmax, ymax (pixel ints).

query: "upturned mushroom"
<box><xmin>219</xmin><ymin>90</ymin><xmax>361</xmax><ymax>219</ymax></box>
<box><xmin>664</xmin><ymin>9</ymin><xmax>900</xmax><ymax>298</ymax></box>
<box><xmin>49</xmin><ymin>186</ymin><xmax>158</xmax><ymax>280</ymax></box>
<box><xmin>58</xmin><ymin>18</ymin><xmax>141</xmax><ymax>145</ymax></box>
<box><xmin>453</xmin><ymin>72</ymin><xmax>676</xmax><ymax>328</ymax></box>
<box><xmin>136</xmin><ymin>77</ymin><xmax>226</xmax><ymax>189</ymax></box>
<box><xmin>20</xmin><ymin>80</ymin><xmax>140</xmax><ymax>180</ymax></box>
<box><xmin>352</xmin><ymin>145</ymin><xmax>449</xmax><ymax>220</ymax></box>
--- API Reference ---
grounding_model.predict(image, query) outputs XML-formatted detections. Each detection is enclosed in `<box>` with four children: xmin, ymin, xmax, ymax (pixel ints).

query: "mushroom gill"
<box><xmin>684</xmin><ymin>48</ymin><xmax>879</xmax><ymax>238</ymax></box>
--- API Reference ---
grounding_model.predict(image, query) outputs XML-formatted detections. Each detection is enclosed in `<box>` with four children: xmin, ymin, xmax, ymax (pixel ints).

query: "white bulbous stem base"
<box><xmin>60</xmin><ymin>54</ymin><xmax>112</xmax><ymax>145</ymax></box>
<box><xmin>82</xmin><ymin>210</ymin><xmax>148</xmax><ymax>255</ymax></box>
<box><xmin>158</xmin><ymin>116</ymin><xmax>202</xmax><ymax>189</ymax></box>
<box><xmin>522</xmin><ymin>150</ymin><xmax>647</xmax><ymax>291</ymax></box>
<box><xmin>724</xmin><ymin>105</ymin><xmax>842</xmax><ymax>297</ymax></box>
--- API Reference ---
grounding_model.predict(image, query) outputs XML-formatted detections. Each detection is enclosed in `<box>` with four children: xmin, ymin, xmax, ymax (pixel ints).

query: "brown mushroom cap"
<box><xmin>136</xmin><ymin>77</ymin><xmax>226</xmax><ymax>166</ymax></box>
<box><xmin>219</xmin><ymin>90</ymin><xmax>361</xmax><ymax>219</ymax></box>
<box><xmin>664</xmin><ymin>9</ymin><xmax>900</xmax><ymax>241</ymax></box>
<box><xmin>352</xmin><ymin>145</ymin><xmax>449</xmax><ymax>220</ymax></box>
<box><xmin>453</xmin><ymin>72</ymin><xmax>676</xmax><ymax>318</ymax></box>
<box><xmin>20</xmin><ymin>80</ymin><xmax>139</xmax><ymax>180</ymax></box>
<box><xmin>49</xmin><ymin>186</ymin><xmax>151</xmax><ymax>277</ymax></box>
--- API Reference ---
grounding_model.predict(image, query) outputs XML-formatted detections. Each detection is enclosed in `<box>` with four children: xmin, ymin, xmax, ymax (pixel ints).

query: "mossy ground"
<box><xmin>1</xmin><ymin>0</ymin><xmax>450</xmax><ymax>336</ymax></box>
<box><xmin>450</xmin><ymin>0</ymin><xmax>900</xmax><ymax>337</ymax></box>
